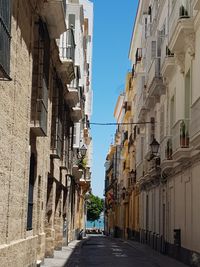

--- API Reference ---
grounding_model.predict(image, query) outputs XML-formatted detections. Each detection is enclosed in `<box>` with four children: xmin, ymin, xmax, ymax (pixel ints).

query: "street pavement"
<box><xmin>42</xmin><ymin>235</ymin><xmax>188</xmax><ymax>267</ymax></box>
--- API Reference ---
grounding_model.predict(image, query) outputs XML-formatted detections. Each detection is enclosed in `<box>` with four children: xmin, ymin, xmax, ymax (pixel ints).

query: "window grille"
<box><xmin>27</xmin><ymin>153</ymin><xmax>35</xmax><ymax>230</ymax></box>
<box><xmin>31</xmin><ymin>20</ymin><xmax>50</xmax><ymax>136</ymax></box>
<box><xmin>51</xmin><ymin>78</ymin><xmax>63</xmax><ymax>159</ymax></box>
<box><xmin>0</xmin><ymin>0</ymin><xmax>11</xmax><ymax>79</ymax></box>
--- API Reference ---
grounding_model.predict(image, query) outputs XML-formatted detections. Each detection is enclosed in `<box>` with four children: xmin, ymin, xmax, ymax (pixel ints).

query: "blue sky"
<box><xmin>91</xmin><ymin>0</ymin><xmax>138</xmax><ymax>198</ymax></box>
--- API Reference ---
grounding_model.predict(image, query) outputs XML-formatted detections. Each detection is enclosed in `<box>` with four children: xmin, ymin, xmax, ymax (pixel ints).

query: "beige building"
<box><xmin>0</xmin><ymin>0</ymin><xmax>93</xmax><ymax>266</ymax></box>
<box><xmin>128</xmin><ymin>0</ymin><xmax>200</xmax><ymax>265</ymax></box>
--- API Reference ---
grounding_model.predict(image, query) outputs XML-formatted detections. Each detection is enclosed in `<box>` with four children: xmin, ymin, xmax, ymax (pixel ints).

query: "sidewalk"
<box><xmin>41</xmin><ymin>239</ymin><xmax>86</xmax><ymax>267</ymax></box>
<box><xmin>121</xmin><ymin>238</ymin><xmax>188</xmax><ymax>267</ymax></box>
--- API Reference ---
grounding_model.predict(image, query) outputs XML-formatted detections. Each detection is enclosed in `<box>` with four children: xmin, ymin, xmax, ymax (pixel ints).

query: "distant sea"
<box><xmin>86</xmin><ymin>214</ymin><xmax>104</xmax><ymax>229</ymax></box>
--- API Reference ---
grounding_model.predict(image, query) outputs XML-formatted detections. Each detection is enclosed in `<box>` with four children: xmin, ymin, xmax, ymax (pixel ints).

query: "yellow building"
<box><xmin>105</xmin><ymin>72</ymin><xmax>139</xmax><ymax>240</ymax></box>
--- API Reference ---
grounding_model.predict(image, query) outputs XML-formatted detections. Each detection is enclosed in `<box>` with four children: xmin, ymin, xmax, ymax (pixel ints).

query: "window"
<box><xmin>51</xmin><ymin>78</ymin><xmax>63</xmax><ymax>159</ymax></box>
<box><xmin>0</xmin><ymin>0</ymin><xmax>12</xmax><ymax>79</ymax></box>
<box><xmin>30</xmin><ymin>20</ymin><xmax>50</xmax><ymax>136</ymax></box>
<box><xmin>151</xmin><ymin>41</ymin><xmax>157</xmax><ymax>60</ymax></box>
<box><xmin>27</xmin><ymin>153</ymin><xmax>36</xmax><ymax>230</ymax></box>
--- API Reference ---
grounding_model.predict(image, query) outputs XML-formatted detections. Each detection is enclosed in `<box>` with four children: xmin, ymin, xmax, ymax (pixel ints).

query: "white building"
<box><xmin>129</xmin><ymin>0</ymin><xmax>200</xmax><ymax>265</ymax></box>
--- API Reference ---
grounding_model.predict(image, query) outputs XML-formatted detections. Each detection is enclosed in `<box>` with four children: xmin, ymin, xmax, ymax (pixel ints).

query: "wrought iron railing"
<box><xmin>147</xmin><ymin>58</ymin><xmax>161</xmax><ymax>90</ymax></box>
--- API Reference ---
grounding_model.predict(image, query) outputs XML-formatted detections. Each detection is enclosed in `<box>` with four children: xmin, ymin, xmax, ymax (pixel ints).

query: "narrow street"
<box><xmin>64</xmin><ymin>236</ymin><xmax>187</xmax><ymax>267</ymax></box>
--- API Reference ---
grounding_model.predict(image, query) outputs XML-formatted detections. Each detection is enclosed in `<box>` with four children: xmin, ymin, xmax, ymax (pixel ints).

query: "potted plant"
<box><xmin>180</xmin><ymin>120</ymin><xmax>186</xmax><ymax>148</ymax></box>
<box><xmin>179</xmin><ymin>5</ymin><xmax>189</xmax><ymax>18</ymax></box>
<box><xmin>78</xmin><ymin>157</ymin><xmax>87</xmax><ymax>170</ymax></box>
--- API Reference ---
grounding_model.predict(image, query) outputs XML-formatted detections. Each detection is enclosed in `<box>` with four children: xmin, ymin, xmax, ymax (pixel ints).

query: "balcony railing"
<box><xmin>124</xmin><ymin>101</ymin><xmax>131</xmax><ymax>114</ymax></box>
<box><xmin>122</xmin><ymin>131</ymin><xmax>128</xmax><ymax>146</ymax></box>
<box><xmin>172</xmin><ymin>119</ymin><xmax>190</xmax><ymax>152</ymax></box>
<box><xmin>137</xmin><ymin>90</ymin><xmax>148</xmax><ymax>121</ymax></box>
<box><xmin>160</xmin><ymin>136</ymin><xmax>173</xmax><ymax>162</ymax></box>
<box><xmin>135</xmin><ymin>48</ymin><xmax>142</xmax><ymax>64</ymax></box>
<box><xmin>147</xmin><ymin>58</ymin><xmax>161</xmax><ymax>90</ymax></box>
<box><xmin>161</xmin><ymin>37</ymin><xmax>174</xmax><ymax>68</ymax></box>
<box><xmin>169</xmin><ymin>0</ymin><xmax>191</xmax><ymax>42</ymax></box>
<box><xmin>136</xmin><ymin>161</ymin><xmax>144</xmax><ymax>182</ymax></box>
<box><xmin>132</xmin><ymin>64</ymin><xmax>135</xmax><ymax>78</ymax></box>
<box><xmin>146</xmin><ymin>23</ymin><xmax>153</xmax><ymax>38</ymax></box>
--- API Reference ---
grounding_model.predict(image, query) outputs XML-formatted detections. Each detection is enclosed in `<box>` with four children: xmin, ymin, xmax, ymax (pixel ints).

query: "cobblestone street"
<box><xmin>42</xmin><ymin>236</ymin><xmax>188</xmax><ymax>267</ymax></box>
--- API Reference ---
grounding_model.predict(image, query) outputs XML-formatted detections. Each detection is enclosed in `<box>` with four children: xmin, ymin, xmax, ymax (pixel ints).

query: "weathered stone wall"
<box><xmin>0</xmin><ymin>0</ymin><xmax>37</xmax><ymax>265</ymax></box>
<box><xmin>0</xmin><ymin>0</ymin><xmax>90</xmax><ymax>265</ymax></box>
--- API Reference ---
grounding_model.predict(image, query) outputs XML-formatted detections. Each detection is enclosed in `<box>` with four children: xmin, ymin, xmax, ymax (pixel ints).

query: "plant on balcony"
<box><xmin>185</xmin><ymin>130</ymin><xmax>189</xmax><ymax>148</ymax></box>
<box><xmin>179</xmin><ymin>5</ymin><xmax>189</xmax><ymax>18</ymax></box>
<box><xmin>166</xmin><ymin>138</ymin><xmax>173</xmax><ymax>160</ymax></box>
<box><xmin>180</xmin><ymin>120</ymin><xmax>186</xmax><ymax>147</ymax></box>
<box><xmin>78</xmin><ymin>157</ymin><xmax>87</xmax><ymax>170</ymax></box>
<box><xmin>180</xmin><ymin>120</ymin><xmax>189</xmax><ymax>148</ymax></box>
<box><xmin>166</xmin><ymin>46</ymin><xmax>174</xmax><ymax>57</ymax></box>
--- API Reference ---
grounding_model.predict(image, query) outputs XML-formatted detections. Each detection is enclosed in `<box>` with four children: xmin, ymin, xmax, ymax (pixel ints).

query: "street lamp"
<box><xmin>78</xmin><ymin>144</ymin><xmax>87</xmax><ymax>158</ymax></box>
<box><xmin>150</xmin><ymin>138</ymin><xmax>160</xmax><ymax>155</ymax></box>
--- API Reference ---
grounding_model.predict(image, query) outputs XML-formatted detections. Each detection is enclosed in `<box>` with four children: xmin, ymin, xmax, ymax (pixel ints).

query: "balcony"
<box><xmin>143</xmin><ymin>155</ymin><xmax>160</xmax><ymax>183</ymax></box>
<box><xmin>136</xmin><ymin>161</ymin><xmax>144</xmax><ymax>184</ymax></box>
<box><xmin>72</xmin><ymin>152</ymin><xmax>85</xmax><ymax>180</ymax></box>
<box><xmin>72</xmin><ymin>165</ymin><xmax>84</xmax><ymax>180</ymax></box>
<box><xmin>194</xmin><ymin>0</ymin><xmax>200</xmax><ymax>10</ymax></box>
<box><xmin>135</xmin><ymin>48</ymin><xmax>142</xmax><ymax>64</ymax></box>
<box><xmin>59</xmin><ymin>28</ymin><xmax>76</xmax><ymax>84</ymax></box>
<box><xmin>71</xmin><ymin>106</ymin><xmax>82</xmax><ymax>122</ymax></box>
<box><xmin>64</xmin><ymin>66</ymin><xmax>81</xmax><ymax>106</ymax></box>
<box><xmin>172</xmin><ymin>119</ymin><xmax>192</xmax><ymax>162</ymax></box>
<box><xmin>31</xmin><ymin>78</ymin><xmax>48</xmax><ymax>136</ymax></box>
<box><xmin>64</xmin><ymin>86</ymin><xmax>79</xmax><ymax>107</ymax></box>
<box><xmin>190</xmin><ymin>97</ymin><xmax>200</xmax><ymax>149</ymax></box>
<box><xmin>128</xmin><ymin>133</ymin><xmax>134</xmax><ymax>152</ymax></box>
<box><xmin>168</xmin><ymin>0</ymin><xmax>194</xmax><ymax>54</ymax></box>
<box><xmin>42</xmin><ymin>0</ymin><xmax>67</xmax><ymax>39</ymax></box>
<box><xmin>124</xmin><ymin>102</ymin><xmax>131</xmax><ymax>120</ymax></box>
<box><xmin>146</xmin><ymin>58</ymin><xmax>165</xmax><ymax>99</ymax></box>
<box><xmin>137</xmin><ymin>90</ymin><xmax>149</xmax><ymax>122</ymax></box>
<box><xmin>122</xmin><ymin>131</ymin><xmax>129</xmax><ymax>147</ymax></box>
<box><xmin>161</xmin><ymin>39</ymin><xmax>175</xmax><ymax>78</ymax></box>
<box><xmin>160</xmin><ymin>136</ymin><xmax>177</xmax><ymax>173</ymax></box>
<box><xmin>135</xmin><ymin>48</ymin><xmax>144</xmax><ymax>74</ymax></box>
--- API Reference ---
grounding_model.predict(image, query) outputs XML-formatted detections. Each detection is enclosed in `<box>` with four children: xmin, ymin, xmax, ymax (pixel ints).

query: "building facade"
<box><xmin>0</xmin><ymin>0</ymin><xmax>93</xmax><ymax>266</ymax></box>
<box><xmin>105</xmin><ymin>0</ymin><xmax>200</xmax><ymax>265</ymax></box>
